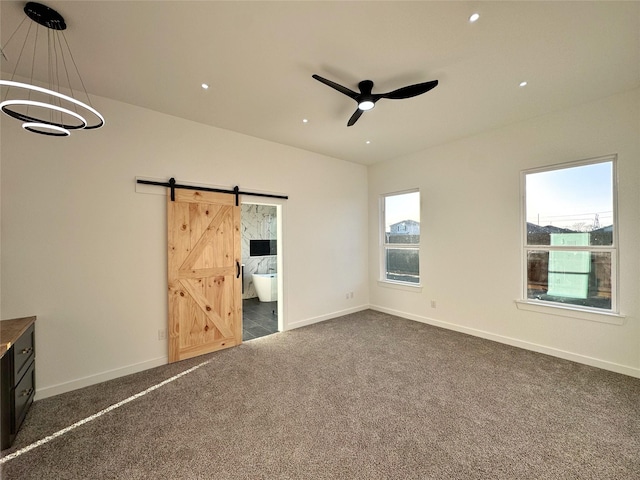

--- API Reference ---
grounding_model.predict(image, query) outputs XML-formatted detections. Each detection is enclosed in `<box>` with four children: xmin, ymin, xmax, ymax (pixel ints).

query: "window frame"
<box><xmin>379</xmin><ymin>189</ymin><xmax>421</xmax><ymax>287</ymax></box>
<box><xmin>520</xmin><ymin>154</ymin><xmax>619</xmax><ymax>315</ymax></box>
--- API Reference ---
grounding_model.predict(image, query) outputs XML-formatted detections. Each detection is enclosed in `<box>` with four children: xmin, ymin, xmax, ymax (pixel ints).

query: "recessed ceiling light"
<box><xmin>519</xmin><ymin>81</ymin><xmax>528</xmax><ymax>87</ymax></box>
<box><xmin>201</xmin><ymin>83</ymin><xmax>209</xmax><ymax>90</ymax></box>
<box><xmin>302</xmin><ymin>118</ymin><xmax>309</xmax><ymax>124</ymax></box>
<box><xmin>469</xmin><ymin>13</ymin><xmax>480</xmax><ymax>23</ymax></box>
<box><xmin>365</xmin><ymin>140</ymin><xmax>371</xmax><ymax>145</ymax></box>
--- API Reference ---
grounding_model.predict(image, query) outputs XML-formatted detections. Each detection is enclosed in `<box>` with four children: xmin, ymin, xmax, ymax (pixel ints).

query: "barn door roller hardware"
<box><xmin>136</xmin><ymin>178</ymin><xmax>288</xmax><ymax>206</ymax></box>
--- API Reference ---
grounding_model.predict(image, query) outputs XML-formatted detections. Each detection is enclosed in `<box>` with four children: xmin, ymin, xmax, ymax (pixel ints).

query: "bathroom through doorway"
<box><xmin>240</xmin><ymin>200</ymin><xmax>283</xmax><ymax>340</ymax></box>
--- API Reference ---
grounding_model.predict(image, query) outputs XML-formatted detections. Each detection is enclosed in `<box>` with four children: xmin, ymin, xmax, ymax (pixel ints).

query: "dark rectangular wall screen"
<box><xmin>250</xmin><ymin>239</ymin><xmax>277</xmax><ymax>256</ymax></box>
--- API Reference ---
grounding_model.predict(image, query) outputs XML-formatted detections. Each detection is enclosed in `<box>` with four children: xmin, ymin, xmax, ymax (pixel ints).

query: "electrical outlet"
<box><xmin>350</xmin><ymin>292</ymin><xmax>354</xmax><ymax>299</ymax></box>
<box><xmin>158</xmin><ymin>329</ymin><xmax>167</xmax><ymax>340</ymax></box>
<box><xmin>345</xmin><ymin>293</ymin><xmax>350</xmax><ymax>299</ymax></box>
<box><xmin>430</xmin><ymin>300</ymin><xmax>437</xmax><ymax>308</ymax></box>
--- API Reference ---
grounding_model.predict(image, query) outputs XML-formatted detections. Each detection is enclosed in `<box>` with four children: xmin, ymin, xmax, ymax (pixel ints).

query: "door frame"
<box><xmin>240</xmin><ymin>195</ymin><xmax>286</xmax><ymax>333</ymax></box>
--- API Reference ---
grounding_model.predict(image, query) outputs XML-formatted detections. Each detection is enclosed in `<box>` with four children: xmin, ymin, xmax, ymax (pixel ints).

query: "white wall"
<box><xmin>1</xmin><ymin>94</ymin><xmax>369</xmax><ymax>399</ymax></box>
<box><xmin>369</xmin><ymin>88</ymin><xmax>640</xmax><ymax>377</ymax></box>
<box><xmin>2</xmin><ymin>87</ymin><xmax>637</xmax><ymax>401</ymax></box>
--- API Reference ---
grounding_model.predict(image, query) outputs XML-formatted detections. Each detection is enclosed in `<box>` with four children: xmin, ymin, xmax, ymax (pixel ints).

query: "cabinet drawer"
<box><xmin>13</xmin><ymin>323</ymin><xmax>35</xmax><ymax>381</ymax></box>
<box><xmin>13</xmin><ymin>360</ymin><xmax>35</xmax><ymax>434</ymax></box>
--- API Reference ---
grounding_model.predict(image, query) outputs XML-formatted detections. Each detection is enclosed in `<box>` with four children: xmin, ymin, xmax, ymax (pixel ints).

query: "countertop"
<box><xmin>0</xmin><ymin>316</ymin><xmax>36</xmax><ymax>358</ymax></box>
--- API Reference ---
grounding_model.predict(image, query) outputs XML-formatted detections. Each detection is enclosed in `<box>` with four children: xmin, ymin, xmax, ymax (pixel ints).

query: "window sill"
<box><xmin>514</xmin><ymin>300</ymin><xmax>625</xmax><ymax>325</ymax></box>
<box><xmin>377</xmin><ymin>280</ymin><xmax>423</xmax><ymax>293</ymax></box>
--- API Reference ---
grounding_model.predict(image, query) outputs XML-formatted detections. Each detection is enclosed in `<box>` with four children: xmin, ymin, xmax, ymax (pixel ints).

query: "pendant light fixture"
<box><xmin>0</xmin><ymin>2</ymin><xmax>104</xmax><ymax>137</ymax></box>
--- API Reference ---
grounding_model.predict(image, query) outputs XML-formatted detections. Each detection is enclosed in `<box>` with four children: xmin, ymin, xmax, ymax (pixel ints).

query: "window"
<box><xmin>381</xmin><ymin>190</ymin><xmax>420</xmax><ymax>285</ymax></box>
<box><xmin>522</xmin><ymin>156</ymin><xmax>617</xmax><ymax>312</ymax></box>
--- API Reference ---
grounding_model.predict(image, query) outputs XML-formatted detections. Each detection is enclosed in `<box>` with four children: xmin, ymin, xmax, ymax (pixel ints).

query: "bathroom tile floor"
<box><xmin>243</xmin><ymin>298</ymin><xmax>278</xmax><ymax>341</ymax></box>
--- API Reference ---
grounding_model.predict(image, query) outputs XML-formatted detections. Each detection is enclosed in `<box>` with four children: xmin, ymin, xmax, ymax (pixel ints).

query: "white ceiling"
<box><xmin>1</xmin><ymin>1</ymin><xmax>639</xmax><ymax>165</ymax></box>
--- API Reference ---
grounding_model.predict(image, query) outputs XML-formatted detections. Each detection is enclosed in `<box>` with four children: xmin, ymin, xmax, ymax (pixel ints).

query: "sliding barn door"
<box><xmin>167</xmin><ymin>189</ymin><xmax>242</xmax><ymax>362</ymax></box>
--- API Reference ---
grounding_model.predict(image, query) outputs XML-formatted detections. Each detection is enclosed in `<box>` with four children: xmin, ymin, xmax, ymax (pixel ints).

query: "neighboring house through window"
<box><xmin>381</xmin><ymin>190</ymin><xmax>420</xmax><ymax>285</ymax></box>
<box><xmin>522</xmin><ymin>155</ymin><xmax>617</xmax><ymax>313</ymax></box>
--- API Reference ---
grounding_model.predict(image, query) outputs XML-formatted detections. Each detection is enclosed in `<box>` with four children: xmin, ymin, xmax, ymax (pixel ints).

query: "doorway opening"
<box><xmin>240</xmin><ymin>201</ymin><xmax>283</xmax><ymax>340</ymax></box>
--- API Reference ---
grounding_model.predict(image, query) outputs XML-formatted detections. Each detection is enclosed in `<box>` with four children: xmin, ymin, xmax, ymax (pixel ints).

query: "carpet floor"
<box><xmin>1</xmin><ymin>310</ymin><xmax>639</xmax><ymax>479</ymax></box>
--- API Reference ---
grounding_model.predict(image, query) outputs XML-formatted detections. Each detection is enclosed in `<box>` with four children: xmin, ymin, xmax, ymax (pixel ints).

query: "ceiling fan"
<box><xmin>312</xmin><ymin>74</ymin><xmax>438</xmax><ymax>126</ymax></box>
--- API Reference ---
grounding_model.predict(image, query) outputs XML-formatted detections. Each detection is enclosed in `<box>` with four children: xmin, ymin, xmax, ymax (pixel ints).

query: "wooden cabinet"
<box><xmin>1</xmin><ymin>317</ymin><xmax>36</xmax><ymax>450</ymax></box>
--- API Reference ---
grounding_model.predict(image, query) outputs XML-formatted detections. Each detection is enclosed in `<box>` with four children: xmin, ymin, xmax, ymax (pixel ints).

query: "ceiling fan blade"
<box><xmin>380</xmin><ymin>80</ymin><xmax>439</xmax><ymax>100</ymax></box>
<box><xmin>312</xmin><ymin>74</ymin><xmax>359</xmax><ymax>100</ymax></box>
<box><xmin>347</xmin><ymin>108</ymin><xmax>364</xmax><ymax>127</ymax></box>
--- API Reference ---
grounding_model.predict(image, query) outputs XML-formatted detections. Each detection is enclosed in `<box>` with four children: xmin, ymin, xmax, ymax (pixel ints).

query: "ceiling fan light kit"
<box><xmin>312</xmin><ymin>74</ymin><xmax>438</xmax><ymax>126</ymax></box>
<box><xmin>358</xmin><ymin>100</ymin><xmax>375</xmax><ymax>111</ymax></box>
<box><xmin>0</xmin><ymin>2</ymin><xmax>104</xmax><ymax>136</ymax></box>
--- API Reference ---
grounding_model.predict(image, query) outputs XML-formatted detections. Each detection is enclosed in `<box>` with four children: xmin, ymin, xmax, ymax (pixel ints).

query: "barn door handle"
<box><xmin>236</xmin><ymin>261</ymin><xmax>241</xmax><ymax>278</ymax></box>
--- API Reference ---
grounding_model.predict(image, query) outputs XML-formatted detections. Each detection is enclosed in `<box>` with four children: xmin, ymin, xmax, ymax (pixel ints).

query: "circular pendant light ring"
<box><xmin>0</xmin><ymin>3</ymin><xmax>105</xmax><ymax>137</ymax></box>
<box><xmin>22</xmin><ymin>122</ymin><xmax>71</xmax><ymax>137</ymax></box>
<box><xmin>0</xmin><ymin>99</ymin><xmax>87</xmax><ymax>130</ymax></box>
<box><xmin>0</xmin><ymin>80</ymin><xmax>104</xmax><ymax>130</ymax></box>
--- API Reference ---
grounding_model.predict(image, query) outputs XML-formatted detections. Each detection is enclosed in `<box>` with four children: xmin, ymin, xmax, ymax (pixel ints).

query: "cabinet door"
<box><xmin>13</xmin><ymin>361</ymin><xmax>35</xmax><ymax>433</ymax></box>
<box><xmin>13</xmin><ymin>324</ymin><xmax>34</xmax><ymax>380</ymax></box>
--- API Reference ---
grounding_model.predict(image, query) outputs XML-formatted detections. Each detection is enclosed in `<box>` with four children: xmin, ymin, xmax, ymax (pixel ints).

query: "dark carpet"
<box><xmin>1</xmin><ymin>310</ymin><xmax>639</xmax><ymax>479</ymax></box>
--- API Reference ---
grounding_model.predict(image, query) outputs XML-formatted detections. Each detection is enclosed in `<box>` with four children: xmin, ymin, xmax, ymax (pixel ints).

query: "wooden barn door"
<box><xmin>167</xmin><ymin>189</ymin><xmax>242</xmax><ymax>362</ymax></box>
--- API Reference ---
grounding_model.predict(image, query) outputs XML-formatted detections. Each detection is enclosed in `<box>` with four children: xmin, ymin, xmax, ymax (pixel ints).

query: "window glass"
<box><xmin>523</xmin><ymin>158</ymin><xmax>616</xmax><ymax>312</ymax></box>
<box><xmin>526</xmin><ymin>250</ymin><xmax>612</xmax><ymax>310</ymax></box>
<box><xmin>383</xmin><ymin>191</ymin><xmax>420</xmax><ymax>284</ymax></box>
<box><xmin>385</xmin><ymin>248</ymin><xmax>420</xmax><ymax>283</ymax></box>
<box><xmin>526</xmin><ymin>162</ymin><xmax>613</xmax><ymax>245</ymax></box>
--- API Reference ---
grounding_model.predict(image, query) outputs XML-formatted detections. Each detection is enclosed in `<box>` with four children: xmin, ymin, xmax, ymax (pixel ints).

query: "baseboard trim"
<box><xmin>36</xmin><ymin>303</ymin><xmax>637</xmax><ymax>400</ymax></box>
<box><xmin>370</xmin><ymin>304</ymin><xmax>640</xmax><ymax>379</ymax></box>
<box><xmin>37</xmin><ymin>305</ymin><xmax>369</xmax><ymax>399</ymax></box>
<box><xmin>35</xmin><ymin>356</ymin><xmax>169</xmax><ymax>400</ymax></box>
<box><xmin>286</xmin><ymin>304</ymin><xmax>369</xmax><ymax>331</ymax></box>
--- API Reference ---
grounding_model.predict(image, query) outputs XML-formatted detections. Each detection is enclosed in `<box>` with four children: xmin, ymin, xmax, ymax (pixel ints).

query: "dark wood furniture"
<box><xmin>1</xmin><ymin>316</ymin><xmax>36</xmax><ymax>450</ymax></box>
